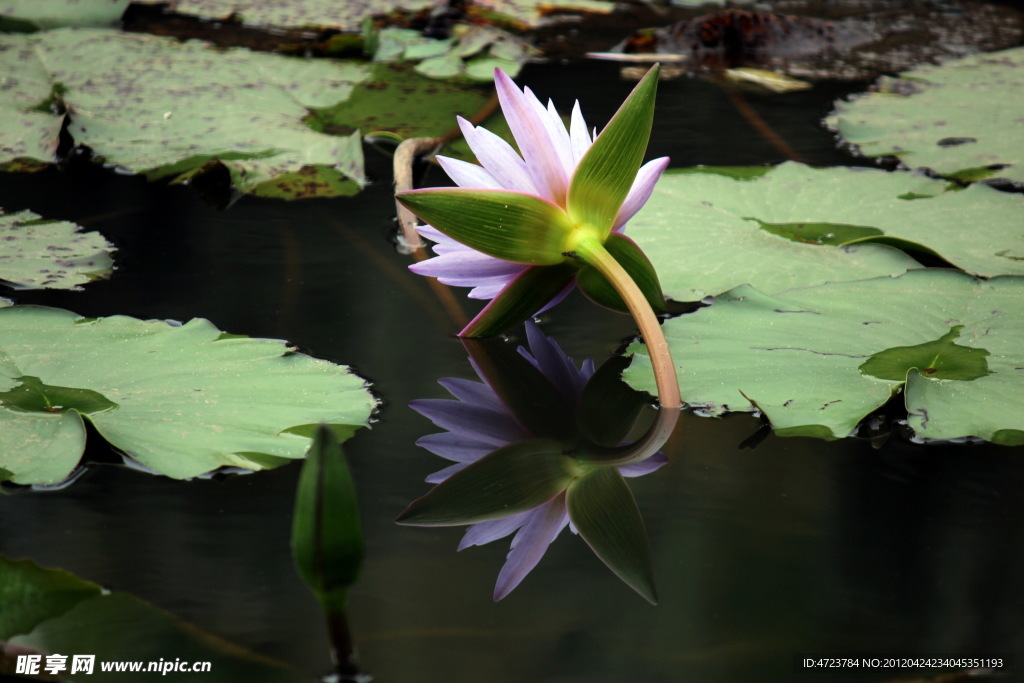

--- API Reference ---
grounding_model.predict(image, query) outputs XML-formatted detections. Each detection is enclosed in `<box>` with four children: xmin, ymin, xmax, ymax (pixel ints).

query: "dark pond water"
<box><xmin>2</xmin><ymin>60</ymin><xmax>1023</xmax><ymax>682</ymax></box>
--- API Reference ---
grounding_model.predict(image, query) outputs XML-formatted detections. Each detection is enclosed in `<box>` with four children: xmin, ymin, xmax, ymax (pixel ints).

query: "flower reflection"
<box><xmin>406</xmin><ymin>322</ymin><xmax>666</xmax><ymax>600</ymax></box>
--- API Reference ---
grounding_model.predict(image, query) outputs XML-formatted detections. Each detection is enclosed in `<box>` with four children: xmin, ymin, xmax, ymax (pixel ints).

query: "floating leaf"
<box><xmin>1</xmin><ymin>28</ymin><xmax>373</xmax><ymax>199</ymax></box>
<box><xmin>827</xmin><ymin>46</ymin><xmax>1024</xmax><ymax>185</ymax></box>
<box><xmin>470</xmin><ymin>0</ymin><xmax>613</xmax><ymax>28</ymax></box>
<box><xmin>131</xmin><ymin>0</ymin><xmax>438</xmax><ymax>32</ymax></box>
<box><xmin>374</xmin><ymin>25</ymin><xmax>533</xmax><ymax>81</ymax></box>
<box><xmin>0</xmin><ymin>0</ymin><xmax>128</xmax><ymax>30</ymax></box>
<box><xmin>624</xmin><ymin>270</ymin><xmax>1024</xmax><ymax>443</ymax></box>
<box><xmin>0</xmin><ymin>209</ymin><xmax>114</xmax><ymax>290</ymax></box>
<box><xmin>628</xmin><ymin>163</ymin><xmax>1024</xmax><ymax>302</ymax></box>
<box><xmin>0</xmin><ymin>306</ymin><xmax>376</xmax><ymax>484</ymax></box>
<box><xmin>2</xmin><ymin>556</ymin><xmax>301</xmax><ymax>682</ymax></box>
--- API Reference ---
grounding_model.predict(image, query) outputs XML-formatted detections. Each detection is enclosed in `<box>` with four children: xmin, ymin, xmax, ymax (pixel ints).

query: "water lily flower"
<box><xmin>401</xmin><ymin>322</ymin><xmax>666</xmax><ymax>601</ymax></box>
<box><xmin>398</xmin><ymin>66</ymin><xmax>669</xmax><ymax>338</ymax></box>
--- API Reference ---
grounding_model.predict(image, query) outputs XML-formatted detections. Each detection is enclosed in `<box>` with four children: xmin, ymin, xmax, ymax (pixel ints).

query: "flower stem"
<box><xmin>571</xmin><ymin>235</ymin><xmax>681</xmax><ymax>410</ymax></box>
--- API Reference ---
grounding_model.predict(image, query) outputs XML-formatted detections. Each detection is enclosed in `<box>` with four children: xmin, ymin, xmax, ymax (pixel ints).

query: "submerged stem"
<box><xmin>571</xmin><ymin>234</ymin><xmax>682</xmax><ymax>411</ymax></box>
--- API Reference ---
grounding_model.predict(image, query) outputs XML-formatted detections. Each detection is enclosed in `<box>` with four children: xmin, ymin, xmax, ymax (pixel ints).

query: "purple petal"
<box><xmin>426</xmin><ymin>461</ymin><xmax>468</xmax><ymax>483</ymax></box>
<box><xmin>457</xmin><ymin>117</ymin><xmax>537</xmax><ymax>194</ymax></box>
<box><xmin>458</xmin><ymin>510</ymin><xmax>532</xmax><ymax>549</ymax></box>
<box><xmin>495</xmin><ymin>69</ymin><xmax>569</xmax><ymax>205</ymax></box>
<box><xmin>409</xmin><ymin>249</ymin><xmax>523</xmax><ymax>284</ymax></box>
<box><xmin>521</xmin><ymin>322</ymin><xmax>586</xmax><ymax>402</ymax></box>
<box><xmin>437</xmin><ymin>377</ymin><xmax>504</xmax><ymax>411</ymax></box>
<box><xmin>618</xmin><ymin>451</ymin><xmax>669</xmax><ymax>477</ymax></box>
<box><xmin>409</xmin><ymin>399</ymin><xmax>526</xmax><ymax>444</ymax></box>
<box><xmin>415</xmin><ymin>432</ymin><xmax>498</xmax><ymax>463</ymax></box>
<box><xmin>493</xmin><ymin>494</ymin><xmax>569</xmax><ymax>600</ymax></box>
<box><xmin>613</xmin><ymin>156</ymin><xmax>670</xmax><ymax>232</ymax></box>
<box><xmin>436</xmin><ymin>155</ymin><xmax>503</xmax><ymax>190</ymax></box>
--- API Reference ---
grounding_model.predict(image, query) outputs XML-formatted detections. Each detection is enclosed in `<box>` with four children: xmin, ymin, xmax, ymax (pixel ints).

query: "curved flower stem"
<box><xmin>572</xmin><ymin>234</ymin><xmax>681</xmax><ymax>409</ymax></box>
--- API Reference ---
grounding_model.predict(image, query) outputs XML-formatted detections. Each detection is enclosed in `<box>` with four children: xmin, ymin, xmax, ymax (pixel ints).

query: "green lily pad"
<box><xmin>628</xmin><ymin>162</ymin><xmax>1024</xmax><ymax>302</ymax></box>
<box><xmin>2</xmin><ymin>556</ymin><xmax>302</xmax><ymax>682</ymax></box>
<box><xmin>312</xmin><ymin>62</ymin><xmax>491</xmax><ymax>141</ymax></box>
<box><xmin>0</xmin><ymin>209</ymin><xmax>115</xmax><ymax>290</ymax></box>
<box><xmin>132</xmin><ymin>0</ymin><xmax>438</xmax><ymax>31</ymax></box>
<box><xmin>374</xmin><ymin>24</ymin><xmax>533</xmax><ymax>81</ymax></box>
<box><xmin>624</xmin><ymin>270</ymin><xmax>1024</xmax><ymax>443</ymax></box>
<box><xmin>826</xmin><ymin>46</ymin><xmax>1024</xmax><ymax>185</ymax></box>
<box><xmin>470</xmin><ymin>0</ymin><xmax>612</xmax><ymax>28</ymax></box>
<box><xmin>0</xmin><ymin>0</ymin><xmax>128</xmax><ymax>31</ymax></box>
<box><xmin>1</xmin><ymin>28</ymin><xmax>372</xmax><ymax>199</ymax></box>
<box><xmin>0</xmin><ymin>306</ymin><xmax>376</xmax><ymax>485</ymax></box>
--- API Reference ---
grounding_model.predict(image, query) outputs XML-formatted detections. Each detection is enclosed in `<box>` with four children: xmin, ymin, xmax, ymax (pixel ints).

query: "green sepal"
<box><xmin>461</xmin><ymin>263</ymin><xmax>577</xmax><ymax>338</ymax></box>
<box><xmin>576</xmin><ymin>232</ymin><xmax>666</xmax><ymax>315</ymax></box>
<box><xmin>576</xmin><ymin>355</ymin><xmax>653</xmax><ymax>447</ymax></box>
<box><xmin>396</xmin><ymin>438</ymin><xmax>576</xmax><ymax>526</ymax></box>
<box><xmin>396</xmin><ymin>188</ymin><xmax>573</xmax><ymax>265</ymax></box>
<box><xmin>566</xmin><ymin>64</ymin><xmax>659</xmax><ymax>239</ymax></box>
<box><xmin>566</xmin><ymin>466</ymin><xmax>657</xmax><ymax>604</ymax></box>
<box><xmin>461</xmin><ymin>336</ymin><xmax>576</xmax><ymax>441</ymax></box>
<box><xmin>291</xmin><ymin>424</ymin><xmax>364</xmax><ymax>611</ymax></box>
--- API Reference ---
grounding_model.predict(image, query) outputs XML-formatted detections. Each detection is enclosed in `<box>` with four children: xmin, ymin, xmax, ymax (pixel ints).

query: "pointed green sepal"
<box><xmin>566</xmin><ymin>466</ymin><xmax>657</xmax><ymax>604</ymax></box>
<box><xmin>576</xmin><ymin>355</ymin><xmax>653</xmax><ymax>447</ymax></box>
<box><xmin>291</xmin><ymin>423</ymin><xmax>364</xmax><ymax>611</ymax></box>
<box><xmin>460</xmin><ymin>263</ymin><xmax>577</xmax><ymax>338</ymax></box>
<box><xmin>397</xmin><ymin>188</ymin><xmax>573</xmax><ymax>265</ymax></box>
<box><xmin>461</xmin><ymin>336</ymin><xmax>576</xmax><ymax>440</ymax></box>
<box><xmin>576</xmin><ymin>232</ymin><xmax>666</xmax><ymax>315</ymax></box>
<box><xmin>397</xmin><ymin>438</ymin><xmax>576</xmax><ymax>526</ymax></box>
<box><xmin>566</xmin><ymin>64</ymin><xmax>659</xmax><ymax>239</ymax></box>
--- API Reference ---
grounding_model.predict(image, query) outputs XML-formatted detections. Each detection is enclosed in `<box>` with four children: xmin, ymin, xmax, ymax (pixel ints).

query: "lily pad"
<box><xmin>132</xmin><ymin>0</ymin><xmax>439</xmax><ymax>32</ymax></box>
<box><xmin>0</xmin><ymin>306</ymin><xmax>376</xmax><ymax>485</ymax></box>
<box><xmin>373</xmin><ymin>24</ymin><xmax>534</xmax><ymax>81</ymax></box>
<box><xmin>827</xmin><ymin>46</ymin><xmax>1024</xmax><ymax>185</ymax></box>
<box><xmin>0</xmin><ymin>209</ymin><xmax>115</xmax><ymax>290</ymax></box>
<box><xmin>627</xmin><ymin>162</ymin><xmax>1024</xmax><ymax>302</ymax></box>
<box><xmin>470</xmin><ymin>0</ymin><xmax>613</xmax><ymax>28</ymax></box>
<box><xmin>1</xmin><ymin>556</ymin><xmax>302</xmax><ymax>682</ymax></box>
<box><xmin>0</xmin><ymin>0</ymin><xmax>128</xmax><ymax>31</ymax></box>
<box><xmin>624</xmin><ymin>270</ymin><xmax>1024</xmax><ymax>444</ymax></box>
<box><xmin>1</xmin><ymin>28</ymin><xmax>372</xmax><ymax>199</ymax></box>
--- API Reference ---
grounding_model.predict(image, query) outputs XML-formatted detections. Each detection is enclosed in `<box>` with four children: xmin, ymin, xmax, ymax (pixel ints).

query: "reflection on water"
<box><xmin>1</xmin><ymin>62</ymin><xmax>1022</xmax><ymax>682</ymax></box>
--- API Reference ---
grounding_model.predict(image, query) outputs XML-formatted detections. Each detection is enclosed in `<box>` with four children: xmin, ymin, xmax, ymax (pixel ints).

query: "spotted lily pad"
<box><xmin>624</xmin><ymin>270</ymin><xmax>1024</xmax><ymax>444</ymax></box>
<box><xmin>0</xmin><ymin>306</ymin><xmax>377</xmax><ymax>485</ymax></box>
<box><xmin>0</xmin><ymin>210</ymin><xmax>114</xmax><ymax>290</ymax></box>
<box><xmin>373</xmin><ymin>24</ymin><xmax>533</xmax><ymax>81</ymax></box>
<box><xmin>0</xmin><ymin>0</ymin><xmax>128</xmax><ymax>30</ymax></box>
<box><xmin>826</xmin><ymin>46</ymin><xmax>1024</xmax><ymax>185</ymax></box>
<box><xmin>627</xmin><ymin>163</ymin><xmax>1024</xmax><ymax>302</ymax></box>
<box><xmin>1</xmin><ymin>28</ymin><xmax>371</xmax><ymax>199</ymax></box>
<box><xmin>131</xmin><ymin>0</ymin><xmax>439</xmax><ymax>32</ymax></box>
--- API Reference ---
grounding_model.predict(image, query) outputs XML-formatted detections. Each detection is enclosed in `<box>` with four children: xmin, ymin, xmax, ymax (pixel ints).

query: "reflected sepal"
<box><xmin>566</xmin><ymin>466</ymin><xmax>657</xmax><ymax>604</ymax></box>
<box><xmin>397</xmin><ymin>438</ymin><xmax>577</xmax><ymax>526</ymax></box>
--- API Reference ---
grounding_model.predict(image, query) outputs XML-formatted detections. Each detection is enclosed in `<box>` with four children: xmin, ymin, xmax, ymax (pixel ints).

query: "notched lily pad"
<box><xmin>624</xmin><ymin>270</ymin><xmax>1024</xmax><ymax>444</ymax></box>
<box><xmin>0</xmin><ymin>305</ymin><xmax>377</xmax><ymax>485</ymax></box>
<box><xmin>1</xmin><ymin>28</ymin><xmax>372</xmax><ymax>199</ymax></box>
<box><xmin>827</xmin><ymin>46</ymin><xmax>1024</xmax><ymax>186</ymax></box>
<box><xmin>628</xmin><ymin>162</ymin><xmax>1024</xmax><ymax>303</ymax></box>
<box><xmin>0</xmin><ymin>209</ymin><xmax>115</xmax><ymax>290</ymax></box>
<box><xmin>860</xmin><ymin>325</ymin><xmax>990</xmax><ymax>382</ymax></box>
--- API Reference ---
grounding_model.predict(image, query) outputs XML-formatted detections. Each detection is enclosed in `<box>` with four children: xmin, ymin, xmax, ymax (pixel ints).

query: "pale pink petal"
<box><xmin>409</xmin><ymin>249</ymin><xmax>522</xmax><ymax>282</ymax></box>
<box><xmin>493</xmin><ymin>494</ymin><xmax>570</xmax><ymax>600</ymax></box>
<box><xmin>495</xmin><ymin>69</ymin><xmax>569</xmax><ymax>205</ymax></box>
<box><xmin>459</xmin><ymin>511</ymin><xmax>532</xmax><ymax>550</ymax></box>
<box><xmin>568</xmin><ymin>100</ymin><xmax>592</xmax><ymax>165</ymax></box>
<box><xmin>544</xmin><ymin>98</ymin><xmax>576</xmax><ymax>179</ymax></box>
<box><xmin>436</xmin><ymin>155</ymin><xmax>503</xmax><ymax>190</ymax></box>
<box><xmin>612</xmin><ymin>156</ymin><xmax>670</xmax><ymax>232</ymax></box>
<box><xmin>457</xmin><ymin>117</ymin><xmax>537</xmax><ymax>194</ymax></box>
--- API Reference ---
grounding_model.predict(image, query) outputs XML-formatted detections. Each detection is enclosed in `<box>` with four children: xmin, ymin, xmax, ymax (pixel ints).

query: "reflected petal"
<box><xmin>494</xmin><ymin>494</ymin><xmax>570</xmax><ymax>600</ymax></box>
